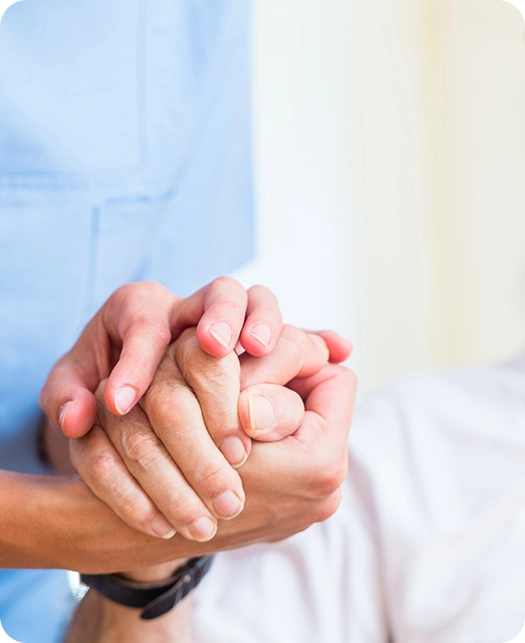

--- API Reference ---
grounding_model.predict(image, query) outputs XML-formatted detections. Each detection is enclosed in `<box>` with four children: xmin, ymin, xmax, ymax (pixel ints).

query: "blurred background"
<box><xmin>234</xmin><ymin>0</ymin><xmax>525</xmax><ymax>395</ymax></box>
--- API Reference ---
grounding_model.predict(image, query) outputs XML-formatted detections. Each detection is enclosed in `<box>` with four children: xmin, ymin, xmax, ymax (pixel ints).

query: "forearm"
<box><xmin>0</xmin><ymin>470</ymin><xmax>195</xmax><ymax>572</ymax></box>
<box><xmin>0</xmin><ymin>470</ymin><xmax>73</xmax><ymax>569</ymax></box>
<box><xmin>65</xmin><ymin>590</ymin><xmax>193</xmax><ymax>643</ymax></box>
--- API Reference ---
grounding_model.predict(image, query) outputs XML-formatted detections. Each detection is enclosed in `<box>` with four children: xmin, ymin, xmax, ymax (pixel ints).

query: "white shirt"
<box><xmin>193</xmin><ymin>358</ymin><xmax>525</xmax><ymax>643</ymax></box>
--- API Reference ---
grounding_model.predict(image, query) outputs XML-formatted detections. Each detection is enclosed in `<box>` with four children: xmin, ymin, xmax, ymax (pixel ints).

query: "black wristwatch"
<box><xmin>80</xmin><ymin>556</ymin><xmax>214</xmax><ymax>620</ymax></box>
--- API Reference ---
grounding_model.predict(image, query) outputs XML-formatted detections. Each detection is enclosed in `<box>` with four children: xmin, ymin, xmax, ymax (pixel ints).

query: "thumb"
<box><xmin>239</xmin><ymin>384</ymin><xmax>304</xmax><ymax>442</ymax></box>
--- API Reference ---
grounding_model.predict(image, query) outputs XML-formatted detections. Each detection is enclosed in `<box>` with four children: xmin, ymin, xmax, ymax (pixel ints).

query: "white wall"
<box><xmin>234</xmin><ymin>0</ymin><xmax>525</xmax><ymax>395</ymax></box>
<box><xmin>232</xmin><ymin>0</ymin><xmax>358</xmax><ymax>353</ymax></box>
<box><xmin>432</xmin><ymin>0</ymin><xmax>525</xmax><ymax>367</ymax></box>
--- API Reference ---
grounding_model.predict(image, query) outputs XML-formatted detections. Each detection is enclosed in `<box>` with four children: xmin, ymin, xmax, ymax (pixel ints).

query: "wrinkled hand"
<box><xmin>46</xmin><ymin>353</ymin><xmax>356</xmax><ymax>574</ymax></box>
<box><xmin>40</xmin><ymin>278</ymin><xmax>283</xmax><ymax>439</ymax></box>
<box><xmin>70</xmin><ymin>326</ymin><xmax>348</xmax><ymax>542</ymax></box>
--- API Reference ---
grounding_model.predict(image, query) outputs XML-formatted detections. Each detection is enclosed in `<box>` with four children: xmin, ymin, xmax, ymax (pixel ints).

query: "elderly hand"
<box><xmin>27</xmin><ymin>346</ymin><xmax>355</xmax><ymax>575</ymax></box>
<box><xmin>40</xmin><ymin>278</ymin><xmax>352</xmax><ymax>543</ymax></box>
<box><xmin>69</xmin><ymin>325</ymin><xmax>349</xmax><ymax>542</ymax></box>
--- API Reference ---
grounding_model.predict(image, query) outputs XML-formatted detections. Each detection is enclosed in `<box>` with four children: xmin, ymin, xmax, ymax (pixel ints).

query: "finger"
<box><xmin>141</xmin><ymin>349</ymin><xmax>246</xmax><ymax>526</ymax></box>
<box><xmin>174</xmin><ymin>329</ymin><xmax>251</xmax><ymax>468</ymax></box>
<box><xmin>240</xmin><ymin>324</ymin><xmax>330</xmax><ymax>389</ymax></box>
<box><xmin>98</xmin><ymin>402</ymin><xmax>225</xmax><ymax>543</ymax></box>
<box><xmin>238</xmin><ymin>384</ymin><xmax>304</xmax><ymax>442</ymax></box>
<box><xmin>39</xmin><ymin>355</ymin><xmax>99</xmax><ymax>439</ymax></box>
<box><xmin>239</xmin><ymin>285</ymin><xmax>283</xmax><ymax>356</ymax></box>
<box><xmin>102</xmin><ymin>283</ymin><xmax>177</xmax><ymax>416</ymax></box>
<box><xmin>242</xmin><ymin>365</ymin><xmax>356</xmax><ymax>502</ymax></box>
<box><xmin>41</xmin><ymin>282</ymin><xmax>179</xmax><ymax>434</ymax></box>
<box><xmin>313</xmin><ymin>330</ymin><xmax>353</xmax><ymax>363</ymax></box>
<box><xmin>288</xmin><ymin>364</ymin><xmax>357</xmax><ymax>441</ymax></box>
<box><xmin>286</xmin><ymin>365</ymin><xmax>356</xmax><ymax>495</ymax></box>
<box><xmin>172</xmin><ymin>277</ymin><xmax>248</xmax><ymax>358</ymax></box>
<box><xmin>70</xmin><ymin>424</ymin><xmax>178</xmax><ymax>540</ymax></box>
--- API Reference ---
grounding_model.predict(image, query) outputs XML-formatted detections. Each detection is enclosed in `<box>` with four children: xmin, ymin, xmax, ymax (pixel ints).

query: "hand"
<box><xmin>70</xmin><ymin>326</ymin><xmax>348</xmax><ymax>542</ymax></box>
<box><xmin>24</xmin><ymin>354</ymin><xmax>356</xmax><ymax>574</ymax></box>
<box><xmin>40</xmin><ymin>278</ymin><xmax>283</xmax><ymax>438</ymax></box>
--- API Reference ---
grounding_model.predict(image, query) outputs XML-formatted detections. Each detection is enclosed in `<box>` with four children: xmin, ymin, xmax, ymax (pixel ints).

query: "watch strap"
<box><xmin>81</xmin><ymin>555</ymin><xmax>214</xmax><ymax>620</ymax></box>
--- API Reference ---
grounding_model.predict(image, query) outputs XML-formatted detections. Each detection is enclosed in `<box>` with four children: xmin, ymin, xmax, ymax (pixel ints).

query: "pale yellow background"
<box><xmin>233</xmin><ymin>0</ymin><xmax>525</xmax><ymax>394</ymax></box>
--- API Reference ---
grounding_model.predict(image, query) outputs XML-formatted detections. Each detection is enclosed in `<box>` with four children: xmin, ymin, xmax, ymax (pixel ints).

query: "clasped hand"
<box><xmin>40</xmin><ymin>279</ymin><xmax>356</xmax><ymax>568</ymax></box>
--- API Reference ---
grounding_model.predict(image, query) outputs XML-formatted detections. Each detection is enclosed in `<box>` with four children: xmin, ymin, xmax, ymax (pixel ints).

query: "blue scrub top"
<box><xmin>0</xmin><ymin>2</ymin><xmax>253</xmax><ymax>641</ymax></box>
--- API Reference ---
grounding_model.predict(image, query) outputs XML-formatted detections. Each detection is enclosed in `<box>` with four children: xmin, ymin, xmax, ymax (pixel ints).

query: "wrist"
<box><xmin>81</xmin><ymin>556</ymin><xmax>214</xmax><ymax>621</ymax></box>
<box><xmin>119</xmin><ymin>560</ymin><xmax>190</xmax><ymax>584</ymax></box>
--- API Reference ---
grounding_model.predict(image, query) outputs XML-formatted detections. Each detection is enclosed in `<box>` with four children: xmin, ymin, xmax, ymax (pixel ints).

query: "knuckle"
<box><xmin>113</xmin><ymin>281</ymin><xmax>167</xmax><ymax>300</ymax></box>
<box><xmin>281</xmin><ymin>323</ymin><xmax>302</xmax><ymax>342</ymax></box>
<box><xmin>310</xmin><ymin>455</ymin><xmax>348</xmax><ymax>497</ymax></box>
<box><xmin>142</xmin><ymin>281</ymin><xmax>170</xmax><ymax>298</ymax></box>
<box><xmin>247</xmin><ymin>283</ymin><xmax>275</xmax><ymax>301</ymax></box>
<box><xmin>174</xmin><ymin>333</ymin><xmax>204</xmax><ymax>366</ymax></box>
<box><xmin>178</xmin><ymin>327</ymin><xmax>199</xmax><ymax>346</ymax></box>
<box><xmin>119</xmin><ymin>494</ymin><xmax>158</xmax><ymax>531</ymax></box>
<box><xmin>142</xmin><ymin>381</ymin><xmax>165</xmax><ymax>411</ymax></box>
<box><xmin>158</xmin><ymin>392</ymin><xmax>192</xmax><ymax>426</ymax></box>
<box><xmin>313</xmin><ymin>489</ymin><xmax>343</xmax><ymax>523</ymax></box>
<box><xmin>166</xmin><ymin>496</ymin><xmax>208</xmax><ymax>529</ymax></box>
<box><xmin>132</xmin><ymin>512</ymin><xmax>158</xmax><ymax>534</ymax></box>
<box><xmin>210</xmin><ymin>276</ymin><xmax>241</xmax><ymax>292</ymax></box>
<box><xmin>70</xmin><ymin>426</ymin><xmax>104</xmax><ymax>465</ymax></box>
<box><xmin>132</xmin><ymin>315</ymin><xmax>172</xmax><ymax>346</ymax></box>
<box><xmin>121</xmin><ymin>430</ymin><xmax>162</xmax><ymax>469</ymax></box>
<box><xmin>88</xmin><ymin>450</ymin><xmax>121</xmax><ymax>486</ymax></box>
<box><xmin>322</xmin><ymin>364</ymin><xmax>358</xmax><ymax>395</ymax></box>
<box><xmin>194</xmin><ymin>458</ymin><xmax>233</xmax><ymax>494</ymax></box>
<box><xmin>192</xmin><ymin>353</ymin><xmax>240</xmax><ymax>388</ymax></box>
<box><xmin>144</xmin><ymin>382</ymin><xmax>182</xmax><ymax>420</ymax></box>
<box><xmin>110</xmin><ymin>282</ymin><xmax>139</xmax><ymax>308</ymax></box>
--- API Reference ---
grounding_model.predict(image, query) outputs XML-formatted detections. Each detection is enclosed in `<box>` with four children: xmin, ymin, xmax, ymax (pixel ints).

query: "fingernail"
<box><xmin>58</xmin><ymin>401</ymin><xmax>74</xmax><ymax>430</ymax></box>
<box><xmin>151</xmin><ymin>516</ymin><xmax>177</xmax><ymax>540</ymax></box>
<box><xmin>207</xmin><ymin>322</ymin><xmax>232</xmax><ymax>349</ymax></box>
<box><xmin>249</xmin><ymin>323</ymin><xmax>272</xmax><ymax>347</ymax></box>
<box><xmin>220</xmin><ymin>437</ymin><xmax>248</xmax><ymax>468</ymax></box>
<box><xmin>115</xmin><ymin>386</ymin><xmax>137</xmax><ymax>415</ymax></box>
<box><xmin>188</xmin><ymin>516</ymin><xmax>217</xmax><ymax>542</ymax></box>
<box><xmin>247</xmin><ymin>395</ymin><xmax>275</xmax><ymax>434</ymax></box>
<box><xmin>212</xmin><ymin>490</ymin><xmax>245</xmax><ymax>519</ymax></box>
<box><xmin>235</xmin><ymin>343</ymin><xmax>245</xmax><ymax>356</ymax></box>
